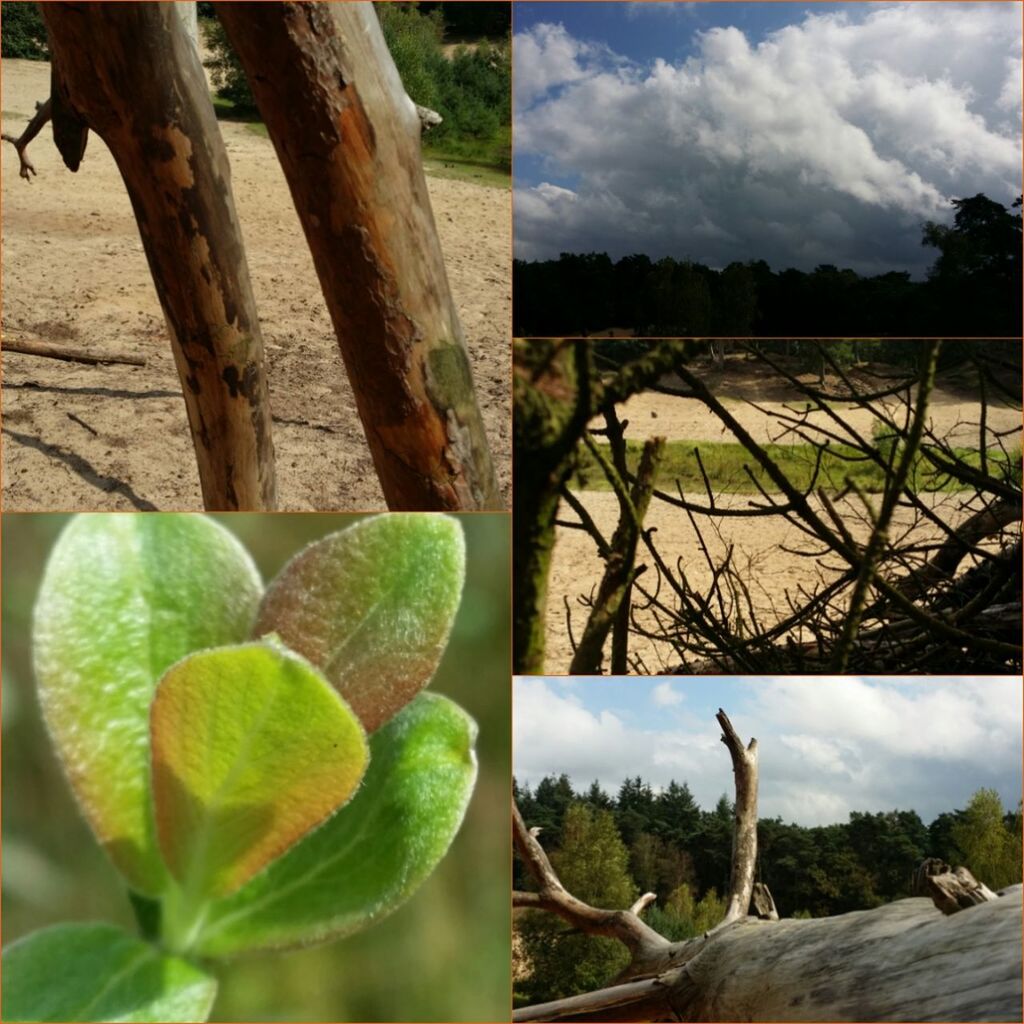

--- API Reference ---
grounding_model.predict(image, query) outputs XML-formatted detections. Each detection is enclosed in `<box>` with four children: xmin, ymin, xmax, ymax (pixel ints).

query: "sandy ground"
<box><xmin>548</xmin><ymin>365</ymin><xmax>1021</xmax><ymax>673</ymax></box>
<box><xmin>1</xmin><ymin>58</ymin><xmax>511</xmax><ymax>511</ymax></box>
<box><xmin>547</xmin><ymin>490</ymin><xmax>994</xmax><ymax>673</ymax></box>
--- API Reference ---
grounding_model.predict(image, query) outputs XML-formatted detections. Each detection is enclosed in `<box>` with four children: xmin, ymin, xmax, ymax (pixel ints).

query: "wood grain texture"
<box><xmin>41</xmin><ymin>3</ymin><xmax>277</xmax><ymax>510</ymax></box>
<box><xmin>215</xmin><ymin>2</ymin><xmax>500</xmax><ymax>510</ymax></box>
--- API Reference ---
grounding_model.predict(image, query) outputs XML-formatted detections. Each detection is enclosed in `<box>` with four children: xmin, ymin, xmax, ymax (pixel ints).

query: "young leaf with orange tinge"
<box><xmin>190</xmin><ymin>692</ymin><xmax>478</xmax><ymax>957</ymax></box>
<box><xmin>150</xmin><ymin>640</ymin><xmax>368</xmax><ymax>912</ymax></box>
<box><xmin>32</xmin><ymin>514</ymin><xmax>262</xmax><ymax>897</ymax></box>
<box><xmin>253</xmin><ymin>514</ymin><xmax>465</xmax><ymax>733</ymax></box>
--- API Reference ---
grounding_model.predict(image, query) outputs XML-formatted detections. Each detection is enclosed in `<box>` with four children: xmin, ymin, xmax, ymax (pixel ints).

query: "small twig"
<box><xmin>66</xmin><ymin>411</ymin><xmax>98</xmax><ymax>436</ymax></box>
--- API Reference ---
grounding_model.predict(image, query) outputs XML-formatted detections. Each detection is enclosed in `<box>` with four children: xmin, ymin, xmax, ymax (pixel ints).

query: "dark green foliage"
<box><xmin>1</xmin><ymin>2</ymin><xmax>48</xmax><ymax>60</ymax></box>
<box><xmin>200</xmin><ymin>15</ymin><xmax>256</xmax><ymax>113</ymax></box>
<box><xmin>421</xmin><ymin>2</ymin><xmax>510</xmax><ymax>40</ymax></box>
<box><xmin>513</xmin><ymin>195</ymin><xmax>1023</xmax><ymax>335</ymax></box>
<box><xmin>376</xmin><ymin>2</ymin><xmax>510</xmax><ymax>168</ymax></box>
<box><xmin>200</xmin><ymin>4</ymin><xmax>509</xmax><ymax>170</ymax></box>
<box><xmin>515</xmin><ymin>774</ymin><xmax>1023</xmax><ymax>925</ymax></box>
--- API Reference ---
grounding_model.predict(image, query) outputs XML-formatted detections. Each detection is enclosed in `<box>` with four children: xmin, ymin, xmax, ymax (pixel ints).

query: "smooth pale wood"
<box><xmin>214</xmin><ymin>2</ymin><xmax>500</xmax><ymax>511</ymax></box>
<box><xmin>516</xmin><ymin>889</ymin><xmax>1023</xmax><ymax>1023</ymax></box>
<box><xmin>4</xmin><ymin>337</ymin><xmax>146</xmax><ymax>366</ymax></box>
<box><xmin>681</xmin><ymin>889</ymin><xmax>1022</xmax><ymax>1023</ymax></box>
<box><xmin>40</xmin><ymin>3</ymin><xmax>277</xmax><ymax>510</ymax></box>
<box><xmin>716</xmin><ymin>711</ymin><xmax>758</xmax><ymax>928</ymax></box>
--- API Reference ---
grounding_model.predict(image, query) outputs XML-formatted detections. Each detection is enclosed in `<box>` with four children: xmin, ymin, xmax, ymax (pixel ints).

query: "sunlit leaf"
<box><xmin>193</xmin><ymin>692</ymin><xmax>477</xmax><ymax>956</ymax></box>
<box><xmin>33</xmin><ymin>515</ymin><xmax>262</xmax><ymax>895</ymax></box>
<box><xmin>2</xmin><ymin>923</ymin><xmax>217</xmax><ymax>1023</ymax></box>
<box><xmin>253</xmin><ymin>514</ymin><xmax>465</xmax><ymax>732</ymax></box>
<box><xmin>151</xmin><ymin>641</ymin><xmax>368</xmax><ymax>906</ymax></box>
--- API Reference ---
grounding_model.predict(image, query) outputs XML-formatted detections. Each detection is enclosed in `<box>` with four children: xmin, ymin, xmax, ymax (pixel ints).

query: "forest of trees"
<box><xmin>513</xmin><ymin>195</ymin><xmax>1022</xmax><ymax>337</ymax></box>
<box><xmin>514</xmin><ymin>774</ymin><xmax>1023</xmax><ymax>1004</ymax></box>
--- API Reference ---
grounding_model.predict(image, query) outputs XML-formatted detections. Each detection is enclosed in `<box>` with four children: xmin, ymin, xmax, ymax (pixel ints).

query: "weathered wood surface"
<box><xmin>681</xmin><ymin>888</ymin><xmax>1022</xmax><ymax>1023</ymax></box>
<box><xmin>517</xmin><ymin>888</ymin><xmax>1023</xmax><ymax>1022</ymax></box>
<box><xmin>215</xmin><ymin>1</ymin><xmax>500</xmax><ymax>511</ymax></box>
<box><xmin>915</xmin><ymin>858</ymin><xmax>1001</xmax><ymax>915</ymax></box>
<box><xmin>40</xmin><ymin>2</ymin><xmax>277</xmax><ymax>510</ymax></box>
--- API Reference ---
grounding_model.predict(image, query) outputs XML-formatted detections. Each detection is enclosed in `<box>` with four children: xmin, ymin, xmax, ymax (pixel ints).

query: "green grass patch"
<box><xmin>421</xmin><ymin>149</ymin><xmax>510</xmax><ymax>188</ymax></box>
<box><xmin>573</xmin><ymin>439</ymin><xmax>1014</xmax><ymax>495</ymax></box>
<box><xmin>423</xmin><ymin>123</ymin><xmax>510</xmax><ymax>187</ymax></box>
<box><xmin>209</xmin><ymin>94</ymin><xmax>507</xmax><ymax>185</ymax></box>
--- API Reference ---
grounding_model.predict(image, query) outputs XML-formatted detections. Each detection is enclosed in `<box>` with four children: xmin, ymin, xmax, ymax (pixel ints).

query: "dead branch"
<box><xmin>3</xmin><ymin>337</ymin><xmax>146</xmax><ymax>367</ymax></box>
<box><xmin>915</xmin><ymin>858</ymin><xmax>1001</xmax><ymax>915</ymax></box>
<box><xmin>569</xmin><ymin>435</ymin><xmax>664</xmax><ymax>673</ymax></box>
<box><xmin>715</xmin><ymin>709</ymin><xmax>758</xmax><ymax>927</ymax></box>
<box><xmin>1</xmin><ymin>97</ymin><xmax>52</xmax><ymax>181</ymax></box>
<box><xmin>512</xmin><ymin>801</ymin><xmax>670</xmax><ymax>961</ymax></box>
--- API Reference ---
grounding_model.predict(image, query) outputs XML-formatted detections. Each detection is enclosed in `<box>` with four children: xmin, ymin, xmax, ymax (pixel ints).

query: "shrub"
<box><xmin>1</xmin><ymin>2</ymin><xmax>49</xmax><ymax>60</ymax></box>
<box><xmin>200</xmin><ymin>15</ymin><xmax>256</xmax><ymax>113</ymax></box>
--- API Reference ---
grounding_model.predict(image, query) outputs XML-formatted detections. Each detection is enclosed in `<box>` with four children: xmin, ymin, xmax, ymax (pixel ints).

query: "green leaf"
<box><xmin>192</xmin><ymin>692</ymin><xmax>477</xmax><ymax>957</ymax></box>
<box><xmin>1</xmin><ymin>923</ymin><xmax>217</xmax><ymax>1022</ymax></box>
<box><xmin>33</xmin><ymin>515</ymin><xmax>262</xmax><ymax>896</ymax></box>
<box><xmin>253</xmin><ymin>513</ymin><xmax>465</xmax><ymax>733</ymax></box>
<box><xmin>151</xmin><ymin>641</ymin><xmax>368</xmax><ymax>916</ymax></box>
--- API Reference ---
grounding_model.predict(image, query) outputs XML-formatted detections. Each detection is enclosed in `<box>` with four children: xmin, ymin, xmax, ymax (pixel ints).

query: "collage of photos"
<box><xmin>0</xmin><ymin>2</ymin><xmax>1020</xmax><ymax>1023</ymax></box>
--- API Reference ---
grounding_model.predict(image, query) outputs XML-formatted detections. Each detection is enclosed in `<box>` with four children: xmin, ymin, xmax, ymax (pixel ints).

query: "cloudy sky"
<box><xmin>514</xmin><ymin>2</ymin><xmax>1023</xmax><ymax>276</ymax></box>
<box><xmin>514</xmin><ymin>677</ymin><xmax>1023</xmax><ymax>826</ymax></box>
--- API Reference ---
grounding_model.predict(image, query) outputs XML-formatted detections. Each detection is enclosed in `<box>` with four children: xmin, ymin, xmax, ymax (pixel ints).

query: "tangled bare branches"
<box><xmin>533</xmin><ymin>340</ymin><xmax>1021</xmax><ymax>674</ymax></box>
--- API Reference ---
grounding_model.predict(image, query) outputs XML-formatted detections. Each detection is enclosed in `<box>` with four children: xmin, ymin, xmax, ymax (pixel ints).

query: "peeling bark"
<box><xmin>40</xmin><ymin>2</ymin><xmax>277</xmax><ymax>510</ymax></box>
<box><xmin>214</xmin><ymin>1</ymin><xmax>500</xmax><ymax>511</ymax></box>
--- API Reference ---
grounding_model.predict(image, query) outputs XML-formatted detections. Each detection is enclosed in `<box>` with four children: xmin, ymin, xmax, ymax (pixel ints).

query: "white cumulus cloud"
<box><xmin>513</xmin><ymin>677</ymin><xmax>1022</xmax><ymax>826</ymax></box>
<box><xmin>514</xmin><ymin>3</ymin><xmax>1023</xmax><ymax>274</ymax></box>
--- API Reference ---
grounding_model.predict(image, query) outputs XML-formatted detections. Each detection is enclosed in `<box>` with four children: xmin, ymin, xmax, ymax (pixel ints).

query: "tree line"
<box><xmin>514</xmin><ymin>773</ymin><xmax>1022</xmax><ymax>1003</ymax></box>
<box><xmin>513</xmin><ymin>194</ymin><xmax>1022</xmax><ymax>337</ymax></box>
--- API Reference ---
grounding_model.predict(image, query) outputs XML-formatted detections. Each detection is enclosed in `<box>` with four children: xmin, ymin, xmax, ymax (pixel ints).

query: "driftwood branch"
<box><xmin>513</xmin><ymin>802</ymin><xmax>670</xmax><ymax>961</ymax></box>
<box><xmin>716</xmin><ymin>709</ymin><xmax>759</xmax><ymax>926</ymax></box>
<box><xmin>3</xmin><ymin>337</ymin><xmax>146</xmax><ymax>366</ymax></box>
<box><xmin>915</xmin><ymin>858</ymin><xmax>1001</xmax><ymax>915</ymax></box>
<box><xmin>516</xmin><ymin>883</ymin><xmax>1022</xmax><ymax>1023</ymax></box>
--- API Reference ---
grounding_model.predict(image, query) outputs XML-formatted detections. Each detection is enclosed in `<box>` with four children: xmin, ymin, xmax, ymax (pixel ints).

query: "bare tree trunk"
<box><xmin>214</xmin><ymin>1</ymin><xmax>500</xmax><ymax>511</ymax></box>
<box><xmin>40</xmin><ymin>3</ymin><xmax>277</xmax><ymax>510</ymax></box>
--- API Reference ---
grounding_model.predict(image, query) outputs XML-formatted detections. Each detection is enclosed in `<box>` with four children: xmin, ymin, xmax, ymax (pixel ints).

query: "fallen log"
<box><xmin>516</xmin><ymin>889</ymin><xmax>1023</xmax><ymax>1023</ymax></box>
<box><xmin>3</xmin><ymin>338</ymin><xmax>146</xmax><ymax>367</ymax></box>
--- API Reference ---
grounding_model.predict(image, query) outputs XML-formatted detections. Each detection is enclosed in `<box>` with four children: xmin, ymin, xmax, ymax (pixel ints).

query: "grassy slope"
<box><xmin>573</xmin><ymin>438</ymin><xmax>1014</xmax><ymax>495</ymax></box>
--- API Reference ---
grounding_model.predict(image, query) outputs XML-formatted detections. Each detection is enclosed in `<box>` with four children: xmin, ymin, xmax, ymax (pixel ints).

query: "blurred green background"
<box><xmin>2</xmin><ymin>513</ymin><xmax>511</xmax><ymax>1022</ymax></box>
